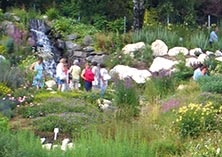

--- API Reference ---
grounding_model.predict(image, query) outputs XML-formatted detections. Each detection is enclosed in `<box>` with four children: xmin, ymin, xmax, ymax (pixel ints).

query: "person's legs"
<box><xmin>84</xmin><ymin>81</ymin><xmax>92</xmax><ymax>91</ymax></box>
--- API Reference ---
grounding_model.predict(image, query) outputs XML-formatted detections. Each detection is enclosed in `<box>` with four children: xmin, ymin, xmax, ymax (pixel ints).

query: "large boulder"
<box><xmin>186</xmin><ymin>57</ymin><xmax>200</xmax><ymax>67</ymax></box>
<box><xmin>168</xmin><ymin>47</ymin><xmax>189</xmax><ymax>56</ymax></box>
<box><xmin>110</xmin><ymin>65</ymin><xmax>151</xmax><ymax>84</ymax></box>
<box><xmin>65</xmin><ymin>41</ymin><xmax>81</xmax><ymax>50</ymax></box>
<box><xmin>198</xmin><ymin>53</ymin><xmax>208</xmax><ymax>63</ymax></box>
<box><xmin>151</xmin><ymin>39</ymin><xmax>168</xmax><ymax>56</ymax></box>
<box><xmin>149</xmin><ymin>57</ymin><xmax>178</xmax><ymax>72</ymax></box>
<box><xmin>189</xmin><ymin>48</ymin><xmax>203</xmax><ymax>56</ymax></box>
<box><xmin>122</xmin><ymin>42</ymin><xmax>145</xmax><ymax>57</ymax></box>
<box><xmin>215</xmin><ymin>50</ymin><xmax>222</xmax><ymax>57</ymax></box>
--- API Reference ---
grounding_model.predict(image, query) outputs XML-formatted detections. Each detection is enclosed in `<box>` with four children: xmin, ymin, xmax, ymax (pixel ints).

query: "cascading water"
<box><xmin>29</xmin><ymin>19</ymin><xmax>57</xmax><ymax>78</ymax></box>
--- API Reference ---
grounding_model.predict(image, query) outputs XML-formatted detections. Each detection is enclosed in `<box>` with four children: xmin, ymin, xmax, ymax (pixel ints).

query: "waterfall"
<box><xmin>29</xmin><ymin>19</ymin><xmax>57</xmax><ymax>78</ymax></box>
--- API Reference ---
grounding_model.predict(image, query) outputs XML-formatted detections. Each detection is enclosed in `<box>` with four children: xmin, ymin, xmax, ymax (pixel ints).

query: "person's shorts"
<box><xmin>56</xmin><ymin>77</ymin><xmax>64</xmax><ymax>85</ymax></box>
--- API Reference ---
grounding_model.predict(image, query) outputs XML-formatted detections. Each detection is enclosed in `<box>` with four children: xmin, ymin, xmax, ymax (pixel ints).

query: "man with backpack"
<box><xmin>81</xmin><ymin>62</ymin><xmax>94</xmax><ymax>91</ymax></box>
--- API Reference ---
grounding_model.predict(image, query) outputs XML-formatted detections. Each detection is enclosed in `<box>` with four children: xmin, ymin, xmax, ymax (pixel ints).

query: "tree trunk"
<box><xmin>133</xmin><ymin>0</ymin><xmax>145</xmax><ymax>31</ymax></box>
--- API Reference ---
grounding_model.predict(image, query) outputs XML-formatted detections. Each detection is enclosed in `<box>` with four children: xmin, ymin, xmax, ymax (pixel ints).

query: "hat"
<box><xmin>73</xmin><ymin>59</ymin><xmax>79</xmax><ymax>65</ymax></box>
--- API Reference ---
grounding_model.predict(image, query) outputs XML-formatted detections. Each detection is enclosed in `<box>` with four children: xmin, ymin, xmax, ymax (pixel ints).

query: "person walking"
<box><xmin>91</xmin><ymin>62</ymin><xmax>100</xmax><ymax>90</ymax></box>
<box><xmin>99</xmin><ymin>63</ymin><xmax>110</xmax><ymax>97</ymax></box>
<box><xmin>30</xmin><ymin>56</ymin><xmax>45</xmax><ymax>89</ymax></box>
<box><xmin>56</xmin><ymin>58</ymin><xmax>67</xmax><ymax>91</ymax></box>
<box><xmin>68</xmin><ymin>59</ymin><xmax>81</xmax><ymax>90</ymax></box>
<box><xmin>81</xmin><ymin>62</ymin><xmax>94</xmax><ymax>92</ymax></box>
<box><xmin>209</xmin><ymin>26</ymin><xmax>218</xmax><ymax>48</ymax></box>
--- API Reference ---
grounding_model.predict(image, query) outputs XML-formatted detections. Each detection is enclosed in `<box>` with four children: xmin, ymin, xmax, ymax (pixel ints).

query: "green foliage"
<box><xmin>176</xmin><ymin>102</ymin><xmax>222</xmax><ymax>138</ymax></box>
<box><xmin>185</xmin><ymin>132</ymin><xmax>222</xmax><ymax>156</ymax></box>
<box><xmin>144</xmin><ymin>73</ymin><xmax>175</xmax><ymax>103</ymax></box>
<box><xmin>198</xmin><ymin>75</ymin><xmax>222</xmax><ymax>93</ymax></box>
<box><xmin>133</xmin><ymin>45</ymin><xmax>153</xmax><ymax>67</ymax></box>
<box><xmin>5</xmin><ymin>38</ymin><xmax>14</xmax><ymax>54</ymax></box>
<box><xmin>92</xmin><ymin>15</ymin><xmax>108</xmax><ymax>30</ymax></box>
<box><xmin>107</xmin><ymin>18</ymin><xmax>124</xmax><ymax>33</ymax></box>
<box><xmin>149</xmin><ymin>139</ymin><xmax>180</xmax><ymax>156</ymax></box>
<box><xmin>114</xmin><ymin>79</ymin><xmax>140</xmax><ymax>118</ymax></box>
<box><xmin>173</xmin><ymin>53</ymin><xmax>193</xmax><ymax>83</ymax></box>
<box><xmin>0</xmin><ymin>60</ymin><xmax>25</xmax><ymax>89</ymax></box>
<box><xmin>0</xmin><ymin>114</ymin><xmax>8</xmax><ymax>131</ymax></box>
<box><xmin>132</xmin><ymin>26</ymin><xmax>179</xmax><ymax>48</ymax></box>
<box><xmin>51</xmin><ymin>17</ymin><xmax>75</xmax><ymax>36</ymax></box>
<box><xmin>0</xmin><ymin>45</ymin><xmax>6</xmax><ymax>55</ymax></box>
<box><xmin>0</xmin><ymin>83</ymin><xmax>11</xmax><ymax>96</ymax></box>
<box><xmin>45</xmin><ymin>8</ymin><xmax>60</xmax><ymax>21</ymax></box>
<box><xmin>204</xmin><ymin>55</ymin><xmax>222</xmax><ymax>75</ymax></box>
<box><xmin>190</xmin><ymin>32</ymin><xmax>208</xmax><ymax>50</ymax></box>
<box><xmin>0</xmin><ymin>130</ymin><xmax>49</xmax><ymax>157</ymax></box>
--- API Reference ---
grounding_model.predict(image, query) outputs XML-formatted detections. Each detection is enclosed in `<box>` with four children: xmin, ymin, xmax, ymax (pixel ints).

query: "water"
<box><xmin>29</xmin><ymin>20</ymin><xmax>57</xmax><ymax>78</ymax></box>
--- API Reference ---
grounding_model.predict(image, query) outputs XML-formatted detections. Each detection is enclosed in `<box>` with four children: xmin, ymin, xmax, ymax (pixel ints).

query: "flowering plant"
<box><xmin>176</xmin><ymin>102</ymin><xmax>222</xmax><ymax>137</ymax></box>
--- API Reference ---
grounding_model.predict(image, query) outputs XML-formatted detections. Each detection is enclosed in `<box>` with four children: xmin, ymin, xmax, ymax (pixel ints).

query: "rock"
<box><xmin>45</xmin><ymin>80</ymin><xmax>56</xmax><ymax>88</ymax></box>
<box><xmin>65</xmin><ymin>41</ymin><xmax>81</xmax><ymax>50</ymax></box>
<box><xmin>40</xmin><ymin>137</ymin><xmax>46</xmax><ymax>144</ymax></box>
<box><xmin>151</xmin><ymin>39</ymin><xmax>168</xmax><ymax>56</ymax></box>
<box><xmin>66</xmin><ymin>34</ymin><xmax>79</xmax><ymax>40</ymax></box>
<box><xmin>198</xmin><ymin>53</ymin><xmax>208</xmax><ymax>63</ymax></box>
<box><xmin>110</xmin><ymin>65</ymin><xmax>151</xmax><ymax>83</ymax></box>
<box><xmin>206</xmin><ymin>51</ymin><xmax>214</xmax><ymax>56</ymax></box>
<box><xmin>0</xmin><ymin>55</ymin><xmax>6</xmax><ymax>62</ymax></box>
<box><xmin>168</xmin><ymin>47</ymin><xmax>189</xmax><ymax>56</ymax></box>
<box><xmin>215</xmin><ymin>50</ymin><xmax>222</xmax><ymax>57</ymax></box>
<box><xmin>83</xmin><ymin>35</ymin><xmax>93</xmax><ymax>46</ymax></box>
<box><xmin>61</xmin><ymin>138</ymin><xmax>70</xmax><ymax>151</ymax></box>
<box><xmin>185</xmin><ymin>57</ymin><xmax>200</xmax><ymax>67</ymax></box>
<box><xmin>149</xmin><ymin>57</ymin><xmax>178</xmax><ymax>72</ymax></box>
<box><xmin>56</xmin><ymin>39</ymin><xmax>65</xmax><ymax>49</ymax></box>
<box><xmin>13</xmin><ymin>16</ymin><xmax>20</xmax><ymax>22</ymax></box>
<box><xmin>83</xmin><ymin>46</ymin><xmax>94</xmax><ymax>52</ymax></box>
<box><xmin>189</xmin><ymin>48</ymin><xmax>203</xmax><ymax>56</ymax></box>
<box><xmin>42</xmin><ymin>143</ymin><xmax>52</xmax><ymax>150</ymax></box>
<box><xmin>122</xmin><ymin>42</ymin><xmax>145</xmax><ymax>57</ymax></box>
<box><xmin>91</xmin><ymin>55</ymin><xmax>107</xmax><ymax>64</ymax></box>
<box><xmin>215</xmin><ymin>57</ymin><xmax>222</xmax><ymax>62</ymax></box>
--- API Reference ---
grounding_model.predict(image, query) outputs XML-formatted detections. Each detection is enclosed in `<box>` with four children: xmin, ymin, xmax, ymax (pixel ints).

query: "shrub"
<box><xmin>0</xmin><ymin>114</ymin><xmax>8</xmax><ymax>131</ymax></box>
<box><xmin>45</xmin><ymin>8</ymin><xmax>60</xmax><ymax>21</ymax></box>
<box><xmin>114</xmin><ymin>78</ymin><xmax>140</xmax><ymax>118</ymax></box>
<box><xmin>198</xmin><ymin>75</ymin><xmax>222</xmax><ymax>93</ymax></box>
<box><xmin>190</xmin><ymin>32</ymin><xmax>208</xmax><ymax>50</ymax></box>
<box><xmin>175</xmin><ymin>102</ymin><xmax>222</xmax><ymax>138</ymax></box>
<box><xmin>149</xmin><ymin>139</ymin><xmax>180</xmax><ymax>156</ymax></box>
<box><xmin>0</xmin><ymin>83</ymin><xmax>11</xmax><ymax>96</ymax></box>
<box><xmin>144</xmin><ymin>71</ymin><xmax>175</xmax><ymax>103</ymax></box>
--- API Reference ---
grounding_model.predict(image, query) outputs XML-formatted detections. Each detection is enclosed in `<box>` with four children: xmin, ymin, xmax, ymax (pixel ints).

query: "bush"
<box><xmin>198</xmin><ymin>75</ymin><xmax>222</xmax><ymax>93</ymax></box>
<box><xmin>0</xmin><ymin>114</ymin><xmax>8</xmax><ymax>131</ymax></box>
<box><xmin>144</xmin><ymin>71</ymin><xmax>175</xmax><ymax>103</ymax></box>
<box><xmin>175</xmin><ymin>102</ymin><xmax>222</xmax><ymax>138</ymax></box>
<box><xmin>114</xmin><ymin>78</ymin><xmax>140</xmax><ymax>118</ymax></box>
<box><xmin>45</xmin><ymin>8</ymin><xmax>60</xmax><ymax>21</ymax></box>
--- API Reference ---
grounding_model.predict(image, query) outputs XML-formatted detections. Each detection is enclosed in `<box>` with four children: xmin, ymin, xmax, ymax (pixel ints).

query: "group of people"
<box><xmin>30</xmin><ymin>57</ymin><xmax>110</xmax><ymax>97</ymax></box>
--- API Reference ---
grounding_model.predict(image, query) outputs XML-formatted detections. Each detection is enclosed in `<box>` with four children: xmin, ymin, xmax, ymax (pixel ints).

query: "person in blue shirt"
<box><xmin>193</xmin><ymin>64</ymin><xmax>208</xmax><ymax>81</ymax></box>
<box><xmin>209</xmin><ymin>27</ymin><xmax>218</xmax><ymax>48</ymax></box>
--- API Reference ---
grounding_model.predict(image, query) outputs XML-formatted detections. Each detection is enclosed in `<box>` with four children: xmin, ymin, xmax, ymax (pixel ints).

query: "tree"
<box><xmin>133</xmin><ymin>0</ymin><xmax>145</xmax><ymax>30</ymax></box>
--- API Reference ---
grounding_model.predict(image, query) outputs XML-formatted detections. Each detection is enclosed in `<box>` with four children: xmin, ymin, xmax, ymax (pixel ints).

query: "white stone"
<box><xmin>185</xmin><ymin>57</ymin><xmax>200</xmax><ymax>67</ymax></box>
<box><xmin>215</xmin><ymin>50</ymin><xmax>222</xmax><ymax>57</ymax></box>
<box><xmin>149</xmin><ymin>57</ymin><xmax>178</xmax><ymax>72</ymax></box>
<box><xmin>189</xmin><ymin>48</ymin><xmax>203</xmax><ymax>56</ymax></box>
<box><xmin>61</xmin><ymin>138</ymin><xmax>70</xmax><ymax>151</ymax></box>
<box><xmin>168</xmin><ymin>47</ymin><xmax>189</xmax><ymax>56</ymax></box>
<box><xmin>215</xmin><ymin>57</ymin><xmax>222</xmax><ymax>62</ymax></box>
<box><xmin>67</xmin><ymin>143</ymin><xmax>74</xmax><ymax>149</ymax></box>
<box><xmin>40</xmin><ymin>137</ymin><xmax>46</xmax><ymax>144</ymax></box>
<box><xmin>52</xmin><ymin>144</ymin><xmax>59</xmax><ymax>150</ymax></box>
<box><xmin>110</xmin><ymin>65</ymin><xmax>151</xmax><ymax>84</ymax></box>
<box><xmin>206</xmin><ymin>51</ymin><xmax>214</xmax><ymax>56</ymax></box>
<box><xmin>122</xmin><ymin>42</ymin><xmax>145</xmax><ymax>57</ymax></box>
<box><xmin>42</xmin><ymin>143</ymin><xmax>52</xmax><ymax>150</ymax></box>
<box><xmin>151</xmin><ymin>39</ymin><xmax>168</xmax><ymax>56</ymax></box>
<box><xmin>198</xmin><ymin>54</ymin><xmax>208</xmax><ymax>63</ymax></box>
<box><xmin>45</xmin><ymin>80</ymin><xmax>56</xmax><ymax>88</ymax></box>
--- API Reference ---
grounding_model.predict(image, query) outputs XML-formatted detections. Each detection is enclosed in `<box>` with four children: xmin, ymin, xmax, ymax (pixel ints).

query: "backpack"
<box><xmin>84</xmin><ymin>68</ymin><xmax>94</xmax><ymax>82</ymax></box>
